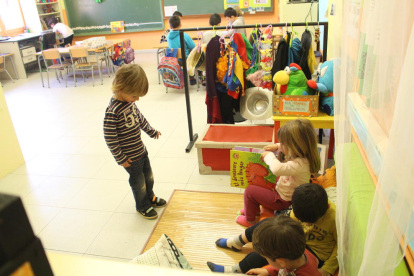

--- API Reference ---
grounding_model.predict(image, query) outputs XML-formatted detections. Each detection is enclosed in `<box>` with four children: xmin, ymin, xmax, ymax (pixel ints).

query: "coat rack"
<box><xmin>178</xmin><ymin>22</ymin><xmax>329</xmax><ymax>152</ymax></box>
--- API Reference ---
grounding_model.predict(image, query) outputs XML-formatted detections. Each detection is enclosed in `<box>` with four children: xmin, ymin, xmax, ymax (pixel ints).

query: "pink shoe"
<box><xmin>236</xmin><ymin>215</ymin><xmax>256</xmax><ymax>227</ymax></box>
<box><xmin>237</xmin><ymin>209</ymin><xmax>245</xmax><ymax>216</ymax></box>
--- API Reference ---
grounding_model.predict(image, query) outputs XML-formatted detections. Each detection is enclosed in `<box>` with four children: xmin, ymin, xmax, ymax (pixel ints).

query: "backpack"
<box><xmin>123</xmin><ymin>40</ymin><xmax>135</xmax><ymax>64</ymax></box>
<box><xmin>157</xmin><ymin>48</ymin><xmax>184</xmax><ymax>89</ymax></box>
<box><xmin>112</xmin><ymin>44</ymin><xmax>125</xmax><ymax>66</ymax></box>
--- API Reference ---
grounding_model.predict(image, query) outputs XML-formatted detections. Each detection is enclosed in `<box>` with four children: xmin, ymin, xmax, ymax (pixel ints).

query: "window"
<box><xmin>0</xmin><ymin>0</ymin><xmax>24</xmax><ymax>32</ymax></box>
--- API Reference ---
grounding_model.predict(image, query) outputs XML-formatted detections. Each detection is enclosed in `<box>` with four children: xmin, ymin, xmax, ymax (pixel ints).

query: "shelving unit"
<box><xmin>35</xmin><ymin>1</ymin><xmax>63</xmax><ymax>31</ymax></box>
<box><xmin>20</xmin><ymin>0</ymin><xmax>64</xmax><ymax>33</ymax></box>
<box><xmin>39</xmin><ymin>12</ymin><xmax>60</xmax><ymax>17</ymax></box>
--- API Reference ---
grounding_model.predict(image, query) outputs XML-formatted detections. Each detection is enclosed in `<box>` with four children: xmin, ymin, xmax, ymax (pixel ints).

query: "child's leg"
<box><xmin>125</xmin><ymin>157</ymin><xmax>152</xmax><ymax>212</ymax></box>
<box><xmin>243</xmin><ymin>185</ymin><xmax>262</xmax><ymax>222</ymax></box>
<box><xmin>142</xmin><ymin>155</ymin><xmax>155</xmax><ymax>200</ymax></box>
<box><xmin>207</xmin><ymin>251</ymin><xmax>268</xmax><ymax>274</ymax></box>
<box><xmin>244</xmin><ymin>185</ymin><xmax>291</xmax><ymax>221</ymax></box>
<box><xmin>239</xmin><ymin>251</ymin><xmax>269</xmax><ymax>273</ymax></box>
<box><xmin>142</xmin><ymin>154</ymin><xmax>167</xmax><ymax>207</ymax></box>
<box><xmin>216</xmin><ymin>218</ymin><xmax>271</xmax><ymax>251</ymax></box>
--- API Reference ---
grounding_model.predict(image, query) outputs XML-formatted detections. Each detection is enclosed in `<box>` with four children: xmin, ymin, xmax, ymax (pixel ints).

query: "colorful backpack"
<box><xmin>112</xmin><ymin>44</ymin><xmax>125</xmax><ymax>67</ymax></box>
<box><xmin>123</xmin><ymin>39</ymin><xmax>135</xmax><ymax>64</ymax></box>
<box><xmin>157</xmin><ymin>48</ymin><xmax>184</xmax><ymax>89</ymax></box>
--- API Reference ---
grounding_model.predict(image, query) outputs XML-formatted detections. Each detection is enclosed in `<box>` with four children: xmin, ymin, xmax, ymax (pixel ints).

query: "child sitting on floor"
<box><xmin>236</xmin><ymin>119</ymin><xmax>321</xmax><ymax>227</ymax></box>
<box><xmin>211</xmin><ymin>184</ymin><xmax>338</xmax><ymax>276</ymax></box>
<box><xmin>208</xmin><ymin>215</ymin><xmax>321</xmax><ymax>276</ymax></box>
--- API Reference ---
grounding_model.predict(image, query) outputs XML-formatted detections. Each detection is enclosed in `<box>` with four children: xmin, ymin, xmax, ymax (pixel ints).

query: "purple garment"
<box><xmin>205</xmin><ymin>36</ymin><xmax>221</xmax><ymax>98</ymax></box>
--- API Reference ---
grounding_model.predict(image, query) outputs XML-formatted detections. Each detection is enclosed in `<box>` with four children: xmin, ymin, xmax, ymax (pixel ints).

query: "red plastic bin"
<box><xmin>195</xmin><ymin>124</ymin><xmax>274</xmax><ymax>175</ymax></box>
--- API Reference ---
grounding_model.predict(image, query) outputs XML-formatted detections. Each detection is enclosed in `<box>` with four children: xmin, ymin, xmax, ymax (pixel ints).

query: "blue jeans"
<box><xmin>125</xmin><ymin>154</ymin><xmax>155</xmax><ymax>212</ymax></box>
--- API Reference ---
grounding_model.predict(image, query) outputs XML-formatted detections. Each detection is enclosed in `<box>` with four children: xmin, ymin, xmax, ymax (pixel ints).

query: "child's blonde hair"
<box><xmin>232</xmin><ymin>6</ymin><xmax>243</xmax><ymax>17</ymax></box>
<box><xmin>277</xmin><ymin>118</ymin><xmax>321</xmax><ymax>173</ymax></box>
<box><xmin>111</xmin><ymin>64</ymin><xmax>149</xmax><ymax>96</ymax></box>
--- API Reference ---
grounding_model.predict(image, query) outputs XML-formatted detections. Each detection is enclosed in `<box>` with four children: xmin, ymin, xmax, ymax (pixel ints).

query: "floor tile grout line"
<box><xmin>83</xmin><ymin>210</ymin><xmax>116</xmax><ymax>256</ymax></box>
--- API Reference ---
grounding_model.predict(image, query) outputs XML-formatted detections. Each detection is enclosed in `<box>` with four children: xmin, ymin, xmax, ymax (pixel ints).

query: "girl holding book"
<box><xmin>236</xmin><ymin>119</ymin><xmax>321</xmax><ymax>227</ymax></box>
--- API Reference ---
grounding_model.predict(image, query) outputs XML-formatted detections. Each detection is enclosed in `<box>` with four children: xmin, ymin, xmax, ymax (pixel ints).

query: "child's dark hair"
<box><xmin>209</xmin><ymin>13</ymin><xmax>221</xmax><ymax>26</ymax></box>
<box><xmin>173</xmin><ymin>11</ymin><xmax>183</xmax><ymax>17</ymax></box>
<box><xmin>224</xmin><ymin>7</ymin><xmax>237</xmax><ymax>18</ymax></box>
<box><xmin>169</xmin><ymin>15</ymin><xmax>181</xmax><ymax>29</ymax></box>
<box><xmin>292</xmin><ymin>183</ymin><xmax>329</xmax><ymax>223</ymax></box>
<box><xmin>252</xmin><ymin>216</ymin><xmax>306</xmax><ymax>261</ymax></box>
<box><xmin>48</xmin><ymin>17</ymin><xmax>58</xmax><ymax>26</ymax></box>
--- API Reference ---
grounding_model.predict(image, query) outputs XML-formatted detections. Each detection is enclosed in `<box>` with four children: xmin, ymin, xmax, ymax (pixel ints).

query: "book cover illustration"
<box><xmin>230</xmin><ymin>148</ymin><xmax>277</xmax><ymax>190</ymax></box>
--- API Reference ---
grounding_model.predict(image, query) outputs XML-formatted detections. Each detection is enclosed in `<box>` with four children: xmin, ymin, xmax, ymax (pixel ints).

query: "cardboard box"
<box><xmin>195</xmin><ymin>124</ymin><xmax>274</xmax><ymax>175</ymax></box>
<box><xmin>273</xmin><ymin>94</ymin><xmax>319</xmax><ymax>117</ymax></box>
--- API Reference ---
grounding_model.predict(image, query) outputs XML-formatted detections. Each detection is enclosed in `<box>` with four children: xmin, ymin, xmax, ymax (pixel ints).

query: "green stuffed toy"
<box><xmin>273</xmin><ymin>63</ymin><xmax>316</xmax><ymax>96</ymax></box>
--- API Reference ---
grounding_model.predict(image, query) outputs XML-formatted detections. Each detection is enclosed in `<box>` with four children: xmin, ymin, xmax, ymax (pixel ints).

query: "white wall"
<box><xmin>0</xmin><ymin>85</ymin><xmax>25</xmax><ymax>179</ymax></box>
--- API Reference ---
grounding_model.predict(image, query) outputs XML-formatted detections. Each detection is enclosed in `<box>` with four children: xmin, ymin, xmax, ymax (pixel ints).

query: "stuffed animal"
<box><xmin>308</xmin><ymin>60</ymin><xmax>335</xmax><ymax>116</ymax></box>
<box><xmin>273</xmin><ymin>63</ymin><xmax>316</xmax><ymax>96</ymax></box>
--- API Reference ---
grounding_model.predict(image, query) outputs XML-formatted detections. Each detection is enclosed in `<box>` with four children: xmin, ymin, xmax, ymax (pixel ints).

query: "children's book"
<box><xmin>230</xmin><ymin>147</ymin><xmax>277</xmax><ymax>190</ymax></box>
<box><xmin>230</xmin><ymin>143</ymin><xmax>327</xmax><ymax>189</ymax></box>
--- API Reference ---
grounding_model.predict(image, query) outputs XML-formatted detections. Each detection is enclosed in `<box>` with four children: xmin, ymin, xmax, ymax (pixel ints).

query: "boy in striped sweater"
<box><xmin>104</xmin><ymin>64</ymin><xmax>166</xmax><ymax>219</ymax></box>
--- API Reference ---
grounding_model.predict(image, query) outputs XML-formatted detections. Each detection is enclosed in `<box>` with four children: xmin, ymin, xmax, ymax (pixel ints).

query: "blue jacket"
<box><xmin>167</xmin><ymin>30</ymin><xmax>195</xmax><ymax>58</ymax></box>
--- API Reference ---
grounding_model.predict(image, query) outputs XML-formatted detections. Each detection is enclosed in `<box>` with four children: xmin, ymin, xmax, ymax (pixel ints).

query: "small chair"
<box><xmin>69</xmin><ymin>46</ymin><xmax>102</xmax><ymax>87</ymax></box>
<box><xmin>42</xmin><ymin>49</ymin><xmax>71</xmax><ymax>88</ymax></box>
<box><xmin>96</xmin><ymin>44</ymin><xmax>114</xmax><ymax>77</ymax></box>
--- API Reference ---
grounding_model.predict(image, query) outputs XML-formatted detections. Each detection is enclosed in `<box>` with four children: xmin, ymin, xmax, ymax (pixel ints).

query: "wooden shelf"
<box><xmin>36</xmin><ymin>2</ymin><xmax>59</xmax><ymax>5</ymax></box>
<box><xmin>38</xmin><ymin>12</ymin><xmax>60</xmax><ymax>16</ymax></box>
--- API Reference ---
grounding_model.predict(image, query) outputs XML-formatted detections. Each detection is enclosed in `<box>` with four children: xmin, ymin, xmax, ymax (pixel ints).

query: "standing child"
<box><xmin>209</xmin><ymin>215</ymin><xmax>321</xmax><ymax>276</ymax></box>
<box><xmin>224</xmin><ymin>7</ymin><xmax>246</xmax><ymax>36</ymax></box>
<box><xmin>236</xmin><ymin>118</ymin><xmax>321</xmax><ymax>226</ymax></box>
<box><xmin>232</xmin><ymin>6</ymin><xmax>245</xmax><ymax>25</ymax></box>
<box><xmin>104</xmin><ymin>64</ymin><xmax>166</xmax><ymax>219</ymax></box>
<box><xmin>48</xmin><ymin>17</ymin><xmax>74</xmax><ymax>47</ymax></box>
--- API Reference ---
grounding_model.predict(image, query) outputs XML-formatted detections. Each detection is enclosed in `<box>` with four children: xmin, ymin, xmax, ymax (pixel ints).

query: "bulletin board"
<box><xmin>163</xmin><ymin>0</ymin><xmax>273</xmax><ymax>17</ymax></box>
<box><xmin>224</xmin><ymin>0</ymin><xmax>273</xmax><ymax>13</ymax></box>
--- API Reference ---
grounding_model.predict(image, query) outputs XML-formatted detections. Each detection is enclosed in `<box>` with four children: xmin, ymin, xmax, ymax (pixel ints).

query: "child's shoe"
<box><xmin>138</xmin><ymin>206</ymin><xmax>158</xmax><ymax>219</ymax></box>
<box><xmin>151</xmin><ymin>196</ymin><xmax>167</xmax><ymax>208</ymax></box>
<box><xmin>236</xmin><ymin>215</ymin><xmax>256</xmax><ymax>227</ymax></box>
<box><xmin>189</xmin><ymin>78</ymin><xmax>197</xmax><ymax>85</ymax></box>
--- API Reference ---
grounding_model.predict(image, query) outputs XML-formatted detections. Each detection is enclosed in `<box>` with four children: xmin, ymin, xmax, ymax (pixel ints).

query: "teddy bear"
<box><xmin>273</xmin><ymin>63</ymin><xmax>316</xmax><ymax>96</ymax></box>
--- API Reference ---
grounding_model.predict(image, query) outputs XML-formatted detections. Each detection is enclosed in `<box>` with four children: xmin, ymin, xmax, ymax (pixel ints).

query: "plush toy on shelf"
<box><xmin>308</xmin><ymin>60</ymin><xmax>335</xmax><ymax>116</ymax></box>
<box><xmin>273</xmin><ymin>63</ymin><xmax>316</xmax><ymax>96</ymax></box>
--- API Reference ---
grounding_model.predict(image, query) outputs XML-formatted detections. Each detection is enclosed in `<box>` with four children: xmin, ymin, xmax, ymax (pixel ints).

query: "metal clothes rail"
<box><xmin>178</xmin><ymin>22</ymin><xmax>329</xmax><ymax>152</ymax></box>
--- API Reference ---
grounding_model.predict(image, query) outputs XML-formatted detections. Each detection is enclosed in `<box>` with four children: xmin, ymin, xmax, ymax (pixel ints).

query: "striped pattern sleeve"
<box><xmin>103</xmin><ymin>111</ymin><xmax>128</xmax><ymax>165</ymax></box>
<box><xmin>137</xmin><ymin>109</ymin><xmax>158</xmax><ymax>138</ymax></box>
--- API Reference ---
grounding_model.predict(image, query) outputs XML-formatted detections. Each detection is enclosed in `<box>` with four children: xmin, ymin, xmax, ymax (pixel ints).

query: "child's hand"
<box><xmin>264</xmin><ymin>144</ymin><xmax>278</xmax><ymax>152</ymax></box>
<box><xmin>260</xmin><ymin>151</ymin><xmax>272</xmax><ymax>162</ymax></box>
<box><xmin>121</xmin><ymin>158</ymin><xmax>132</xmax><ymax>168</ymax></box>
<box><xmin>246</xmin><ymin>268</ymin><xmax>269</xmax><ymax>276</ymax></box>
<box><xmin>154</xmin><ymin>131</ymin><xmax>162</xmax><ymax>139</ymax></box>
<box><xmin>318</xmin><ymin>268</ymin><xmax>332</xmax><ymax>276</ymax></box>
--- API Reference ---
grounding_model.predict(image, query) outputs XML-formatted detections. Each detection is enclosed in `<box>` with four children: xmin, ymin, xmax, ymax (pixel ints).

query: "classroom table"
<box><xmin>35</xmin><ymin>45</ymin><xmax>111</xmax><ymax>87</ymax></box>
<box><xmin>272</xmin><ymin>111</ymin><xmax>335</xmax><ymax>159</ymax></box>
<box><xmin>0</xmin><ymin>53</ymin><xmax>18</xmax><ymax>82</ymax></box>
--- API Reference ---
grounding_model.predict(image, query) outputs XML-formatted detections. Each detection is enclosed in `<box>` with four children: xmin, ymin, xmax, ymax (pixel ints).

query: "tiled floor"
<box><xmin>0</xmin><ymin>50</ymin><xmax>244</xmax><ymax>262</ymax></box>
<box><xmin>1</xmin><ymin>50</ymin><xmax>332</xmax><ymax>264</ymax></box>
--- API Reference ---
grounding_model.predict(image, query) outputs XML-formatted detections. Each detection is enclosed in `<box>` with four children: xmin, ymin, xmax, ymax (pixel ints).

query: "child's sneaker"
<box><xmin>138</xmin><ymin>207</ymin><xmax>158</xmax><ymax>219</ymax></box>
<box><xmin>189</xmin><ymin>78</ymin><xmax>197</xmax><ymax>85</ymax></box>
<box><xmin>151</xmin><ymin>196</ymin><xmax>167</xmax><ymax>208</ymax></box>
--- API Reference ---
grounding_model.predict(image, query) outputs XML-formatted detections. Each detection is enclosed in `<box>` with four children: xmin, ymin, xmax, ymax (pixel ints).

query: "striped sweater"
<box><xmin>103</xmin><ymin>97</ymin><xmax>158</xmax><ymax>165</ymax></box>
